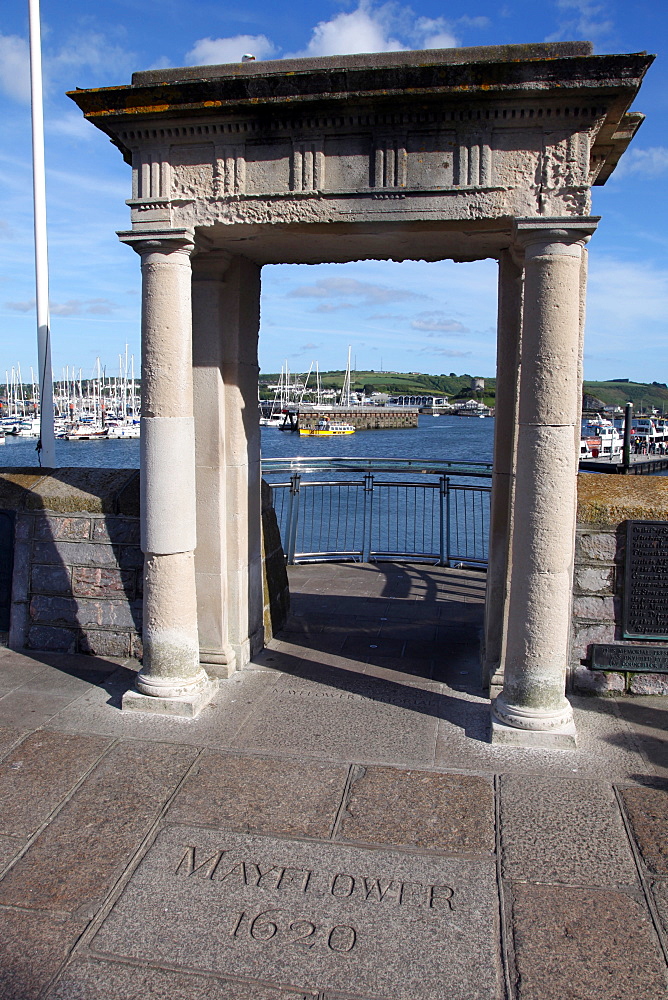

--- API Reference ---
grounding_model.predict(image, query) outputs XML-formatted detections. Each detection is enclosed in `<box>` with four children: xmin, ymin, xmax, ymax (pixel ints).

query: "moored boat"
<box><xmin>299</xmin><ymin>418</ymin><xmax>355</xmax><ymax>437</ymax></box>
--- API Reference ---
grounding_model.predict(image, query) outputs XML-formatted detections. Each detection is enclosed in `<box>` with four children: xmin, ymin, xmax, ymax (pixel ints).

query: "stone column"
<box><xmin>483</xmin><ymin>249</ymin><xmax>523</xmax><ymax>691</ymax></box>
<box><xmin>220</xmin><ymin>256</ymin><xmax>264</xmax><ymax>666</ymax></box>
<box><xmin>191</xmin><ymin>250</ymin><xmax>237</xmax><ymax>676</ymax></box>
<box><xmin>492</xmin><ymin>218</ymin><xmax>598</xmax><ymax>748</ymax></box>
<box><xmin>118</xmin><ymin>229</ymin><xmax>217</xmax><ymax>717</ymax></box>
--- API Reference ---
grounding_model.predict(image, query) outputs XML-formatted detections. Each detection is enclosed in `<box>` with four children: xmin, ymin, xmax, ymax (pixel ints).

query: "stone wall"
<box><xmin>572</xmin><ymin>473</ymin><xmax>668</xmax><ymax>695</ymax></box>
<box><xmin>1</xmin><ymin>468</ymin><xmax>288</xmax><ymax>661</ymax></box>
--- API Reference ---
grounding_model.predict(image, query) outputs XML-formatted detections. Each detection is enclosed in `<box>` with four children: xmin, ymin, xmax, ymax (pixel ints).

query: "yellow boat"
<box><xmin>299</xmin><ymin>419</ymin><xmax>355</xmax><ymax>437</ymax></box>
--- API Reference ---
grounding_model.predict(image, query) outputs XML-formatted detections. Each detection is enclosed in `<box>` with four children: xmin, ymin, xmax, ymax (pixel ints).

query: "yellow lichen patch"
<box><xmin>577</xmin><ymin>473</ymin><xmax>668</xmax><ymax>526</ymax></box>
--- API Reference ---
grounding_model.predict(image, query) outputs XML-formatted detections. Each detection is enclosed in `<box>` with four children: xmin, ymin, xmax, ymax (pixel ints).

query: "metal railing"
<box><xmin>263</xmin><ymin>460</ymin><xmax>491</xmax><ymax>566</ymax></box>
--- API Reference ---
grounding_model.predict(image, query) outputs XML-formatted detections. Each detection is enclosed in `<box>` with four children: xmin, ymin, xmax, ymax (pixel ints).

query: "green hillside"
<box><xmin>260</xmin><ymin>370</ymin><xmax>668</xmax><ymax>413</ymax></box>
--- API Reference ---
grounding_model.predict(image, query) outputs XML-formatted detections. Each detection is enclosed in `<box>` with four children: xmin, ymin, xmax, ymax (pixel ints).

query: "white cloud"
<box><xmin>185</xmin><ymin>35</ymin><xmax>278</xmax><ymax>66</ymax></box>
<box><xmin>7</xmin><ymin>298</ymin><xmax>116</xmax><ymax>317</ymax></box>
<box><xmin>414</xmin><ymin>18</ymin><xmax>458</xmax><ymax>51</ymax></box>
<box><xmin>411</xmin><ymin>311</ymin><xmax>468</xmax><ymax>333</ymax></box>
<box><xmin>290</xmin><ymin>5</ymin><xmax>405</xmax><ymax>58</ymax></box>
<box><xmin>0</xmin><ymin>33</ymin><xmax>30</xmax><ymax>103</ymax></box>
<box><xmin>286</xmin><ymin>4</ymin><xmax>476</xmax><ymax>59</ymax></box>
<box><xmin>613</xmin><ymin>147</ymin><xmax>668</xmax><ymax>180</ymax></box>
<box><xmin>47</xmin><ymin>112</ymin><xmax>95</xmax><ymax>142</ymax></box>
<box><xmin>289</xmin><ymin>276</ymin><xmax>423</xmax><ymax>304</ymax></box>
<box><xmin>6</xmin><ymin>300</ymin><xmax>34</xmax><ymax>313</ymax></box>
<box><xmin>546</xmin><ymin>0</ymin><xmax>613</xmax><ymax>43</ymax></box>
<box><xmin>421</xmin><ymin>347</ymin><xmax>472</xmax><ymax>357</ymax></box>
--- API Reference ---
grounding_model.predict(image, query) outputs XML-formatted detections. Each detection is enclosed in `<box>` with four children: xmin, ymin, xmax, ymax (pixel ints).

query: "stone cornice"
<box><xmin>68</xmin><ymin>51</ymin><xmax>652</xmax><ymax>126</ymax></box>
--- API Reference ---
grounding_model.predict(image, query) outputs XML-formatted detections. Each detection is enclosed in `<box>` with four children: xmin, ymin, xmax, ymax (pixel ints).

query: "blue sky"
<box><xmin>1</xmin><ymin>1</ymin><xmax>667</xmax><ymax>382</ymax></box>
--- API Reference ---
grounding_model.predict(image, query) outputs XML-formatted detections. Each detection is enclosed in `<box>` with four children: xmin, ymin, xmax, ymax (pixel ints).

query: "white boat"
<box><xmin>581</xmin><ymin>416</ymin><xmax>622</xmax><ymax>458</ymax></box>
<box><xmin>106</xmin><ymin>421</ymin><xmax>140</xmax><ymax>439</ymax></box>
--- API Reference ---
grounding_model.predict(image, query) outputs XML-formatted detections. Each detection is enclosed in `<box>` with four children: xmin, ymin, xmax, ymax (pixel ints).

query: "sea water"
<box><xmin>0</xmin><ymin>415</ymin><xmax>495</xmax><ymax>471</ymax></box>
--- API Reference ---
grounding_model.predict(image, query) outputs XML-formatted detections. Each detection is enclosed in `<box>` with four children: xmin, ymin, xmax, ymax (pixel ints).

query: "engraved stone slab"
<box><xmin>623</xmin><ymin>520</ymin><xmax>668</xmax><ymax>639</ymax></box>
<box><xmin>92</xmin><ymin>826</ymin><xmax>501</xmax><ymax>1000</ymax></box>
<box><xmin>591</xmin><ymin>643</ymin><xmax>668</xmax><ymax>673</ymax></box>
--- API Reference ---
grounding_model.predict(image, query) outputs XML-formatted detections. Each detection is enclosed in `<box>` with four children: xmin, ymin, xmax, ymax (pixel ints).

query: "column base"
<box><xmin>122</xmin><ymin>676</ymin><xmax>218</xmax><ymax>719</ymax></box>
<box><xmin>199</xmin><ymin>646</ymin><xmax>237</xmax><ymax>679</ymax></box>
<box><xmin>491</xmin><ymin>712</ymin><xmax>577</xmax><ymax>749</ymax></box>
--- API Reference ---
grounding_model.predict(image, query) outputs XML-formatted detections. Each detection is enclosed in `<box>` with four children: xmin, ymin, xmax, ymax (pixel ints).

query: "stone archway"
<box><xmin>69</xmin><ymin>41</ymin><xmax>652</xmax><ymax>745</ymax></box>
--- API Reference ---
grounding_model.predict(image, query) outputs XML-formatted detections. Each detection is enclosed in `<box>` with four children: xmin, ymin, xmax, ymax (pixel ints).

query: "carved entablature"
<box><xmin>68</xmin><ymin>42</ymin><xmax>652</xmax><ymax>251</ymax></box>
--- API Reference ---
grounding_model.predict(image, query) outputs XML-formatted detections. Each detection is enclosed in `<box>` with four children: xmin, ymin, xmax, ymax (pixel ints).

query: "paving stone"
<box><xmin>434</xmin><ymin>694</ymin><xmax>654</xmax><ymax>781</ymax></box>
<box><xmin>0</xmin><ymin>730</ymin><xmax>110</xmax><ymax>837</ymax></box>
<box><xmin>91</xmin><ymin>826</ymin><xmax>501</xmax><ymax>1000</ymax></box>
<box><xmin>0</xmin><ymin>834</ymin><xmax>22</xmax><ymax>872</ymax></box>
<box><xmin>338</xmin><ymin>766</ymin><xmax>494</xmax><ymax>854</ymax></box>
<box><xmin>0</xmin><ymin>725</ymin><xmax>25</xmax><ymax>759</ymax></box>
<box><xmin>510</xmin><ymin>884</ymin><xmax>668</xmax><ymax>1000</ymax></box>
<box><xmin>0</xmin><ymin>686</ymin><xmax>89</xmax><ymax>728</ymax></box>
<box><xmin>619</xmin><ymin>786</ymin><xmax>668</xmax><ymax>874</ymax></box>
<box><xmin>45</xmin><ymin>958</ymin><xmax>315</xmax><ymax>1000</ymax></box>
<box><xmin>0</xmin><ymin>741</ymin><xmax>198</xmax><ymax>915</ymax></box>
<box><xmin>43</xmin><ymin>667</ymin><xmax>278</xmax><ymax>748</ymax></box>
<box><xmin>0</xmin><ymin>906</ymin><xmax>85</xmax><ymax>1000</ymax></box>
<box><xmin>500</xmin><ymin>775</ymin><xmax>637</xmax><ymax>886</ymax></box>
<box><xmin>615</xmin><ymin>696</ymin><xmax>668</xmax><ymax>778</ymax></box>
<box><xmin>167</xmin><ymin>752</ymin><xmax>348</xmax><ymax>838</ymax></box>
<box><xmin>233</xmin><ymin>672</ymin><xmax>440</xmax><ymax>767</ymax></box>
<box><xmin>651</xmin><ymin>877</ymin><xmax>668</xmax><ymax>938</ymax></box>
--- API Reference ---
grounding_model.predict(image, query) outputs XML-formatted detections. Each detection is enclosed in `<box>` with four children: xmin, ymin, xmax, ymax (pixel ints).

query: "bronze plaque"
<box><xmin>623</xmin><ymin>520</ymin><xmax>668</xmax><ymax>639</ymax></box>
<box><xmin>591</xmin><ymin>643</ymin><xmax>668</xmax><ymax>673</ymax></box>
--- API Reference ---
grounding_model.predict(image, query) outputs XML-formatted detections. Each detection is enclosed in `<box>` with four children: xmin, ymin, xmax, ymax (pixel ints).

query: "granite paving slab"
<box><xmin>0</xmin><ymin>905</ymin><xmax>86</xmax><ymax>1000</ymax></box>
<box><xmin>614</xmin><ymin>696</ymin><xmax>668</xmax><ymax>778</ymax></box>
<box><xmin>0</xmin><ymin>725</ymin><xmax>25</xmax><ymax>761</ymax></box>
<box><xmin>0</xmin><ymin>741</ymin><xmax>198</xmax><ymax>916</ymax></box>
<box><xmin>435</xmin><ymin>693</ymin><xmax>655</xmax><ymax>780</ymax></box>
<box><xmin>500</xmin><ymin>774</ymin><xmax>638</xmax><ymax>886</ymax></box>
<box><xmin>167</xmin><ymin>752</ymin><xmax>348</xmax><ymax>839</ymax></box>
<box><xmin>43</xmin><ymin>666</ymin><xmax>279</xmax><ymax>746</ymax></box>
<box><xmin>0</xmin><ymin>655</ymin><xmax>54</xmax><ymax>693</ymax></box>
<box><xmin>0</xmin><ymin>730</ymin><xmax>110</xmax><ymax>837</ymax></box>
<box><xmin>90</xmin><ymin>825</ymin><xmax>502</xmax><ymax>1000</ymax></box>
<box><xmin>0</xmin><ymin>834</ymin><xmax>22</xmax><ymax>873</ymax></box>
<box><xmin>509</xmin><ymin>883</ymin><xmax>668</xmax><ymax>999</ymax></box>
<box><xmin>0</xmin><ymin>686</ymin><xmax>94</xmax><ymax>729</ymax></box>
<box><xmin>651</xmin><ymin>877</ymin><xmax>668</xmax><ymax>939</ymax></box>
<box><xmin>232</xmin><ymin>672</ymin><xmax>440</xmax><ymax>767</ymax></box>
<box><xmin>338</xmin><ymin>766</ymin><xmax>494</xmax><ymax>855</ymax></box>
<box><xmin>619</xmin><ymin>786</ymin><xmax>668</xmax><ymax>874</ymax></box>
<box><xmin>45</xmin><ymin>957</ymin><xmax>316</xmax><ymax>1000</ymax></box>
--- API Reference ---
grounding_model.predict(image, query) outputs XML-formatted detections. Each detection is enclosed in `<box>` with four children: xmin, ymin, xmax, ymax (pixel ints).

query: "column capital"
<box><xmin>117</xmin><ymin>228</ymin><xmax>195</xmax><ymax>258</ymax></box>
<box><xmin>513</xmin><ymin>217</ymin><xmax>600</xmax><ymax>258</ymax></box>
<box><xmin>191</xmin><ymin>248</ymin><xmax>233</xmax><ymax>281</ymax></box>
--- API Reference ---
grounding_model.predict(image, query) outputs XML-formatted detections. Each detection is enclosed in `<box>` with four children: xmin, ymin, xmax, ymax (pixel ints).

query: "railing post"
<box><xmin>439</xmin><ymin>475</ymin><xmax>450</xmax><ymax>566</ymax></box>
<box><xmin>361</xmin><ymin>472</ymin><xmax>374</xmax><ymax>561</ymax></box>
<box><xmin>286</xmin><ymin>472</ymin><xmax>301</xmax><ymax>564</ymax></box>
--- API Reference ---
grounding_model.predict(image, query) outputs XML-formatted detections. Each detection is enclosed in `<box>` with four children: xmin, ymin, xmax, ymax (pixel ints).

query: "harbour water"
<box><xmin>0</xmin><ymin>415</ymin><xmax>495</xmax><ymax>471</ymax></box>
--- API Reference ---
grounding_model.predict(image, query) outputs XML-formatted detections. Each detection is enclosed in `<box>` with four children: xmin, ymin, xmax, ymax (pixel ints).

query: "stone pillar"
<box><xmin>483</xmin><ymin>249</ymin><xmax>523</xmax><ymax>691</ymax></box>
<box><xmin>492</xmin><ymin>218</ymin><xmax>598</xmax><ymax>748</ymax></box>
<box><xmin>118</xmin><ymin>229</ymin><xmax>217</xmax><ymax>717</ymax></box>
<box><xmin>221</xmin><ymin>256</ymin><xmax>264</xmax><ymax>666</ymax></box>
<box><xmin>191</xmin><ymin>250</ymin><xmax>237</xmax><ymax>676</ymax></box>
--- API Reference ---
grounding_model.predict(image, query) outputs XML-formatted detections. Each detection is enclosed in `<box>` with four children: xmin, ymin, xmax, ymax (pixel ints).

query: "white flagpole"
<box><xmin>28</xmin><ymin>0</ymin><xmax>56</xmax><ymax>467</ymax></box>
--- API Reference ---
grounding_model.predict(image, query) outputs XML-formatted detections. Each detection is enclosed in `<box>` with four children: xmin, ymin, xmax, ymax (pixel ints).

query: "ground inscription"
<box><xmin>92</xmin><ymin>825</ymin><xmax>501</xmax><ymax>1000</ymax></box>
